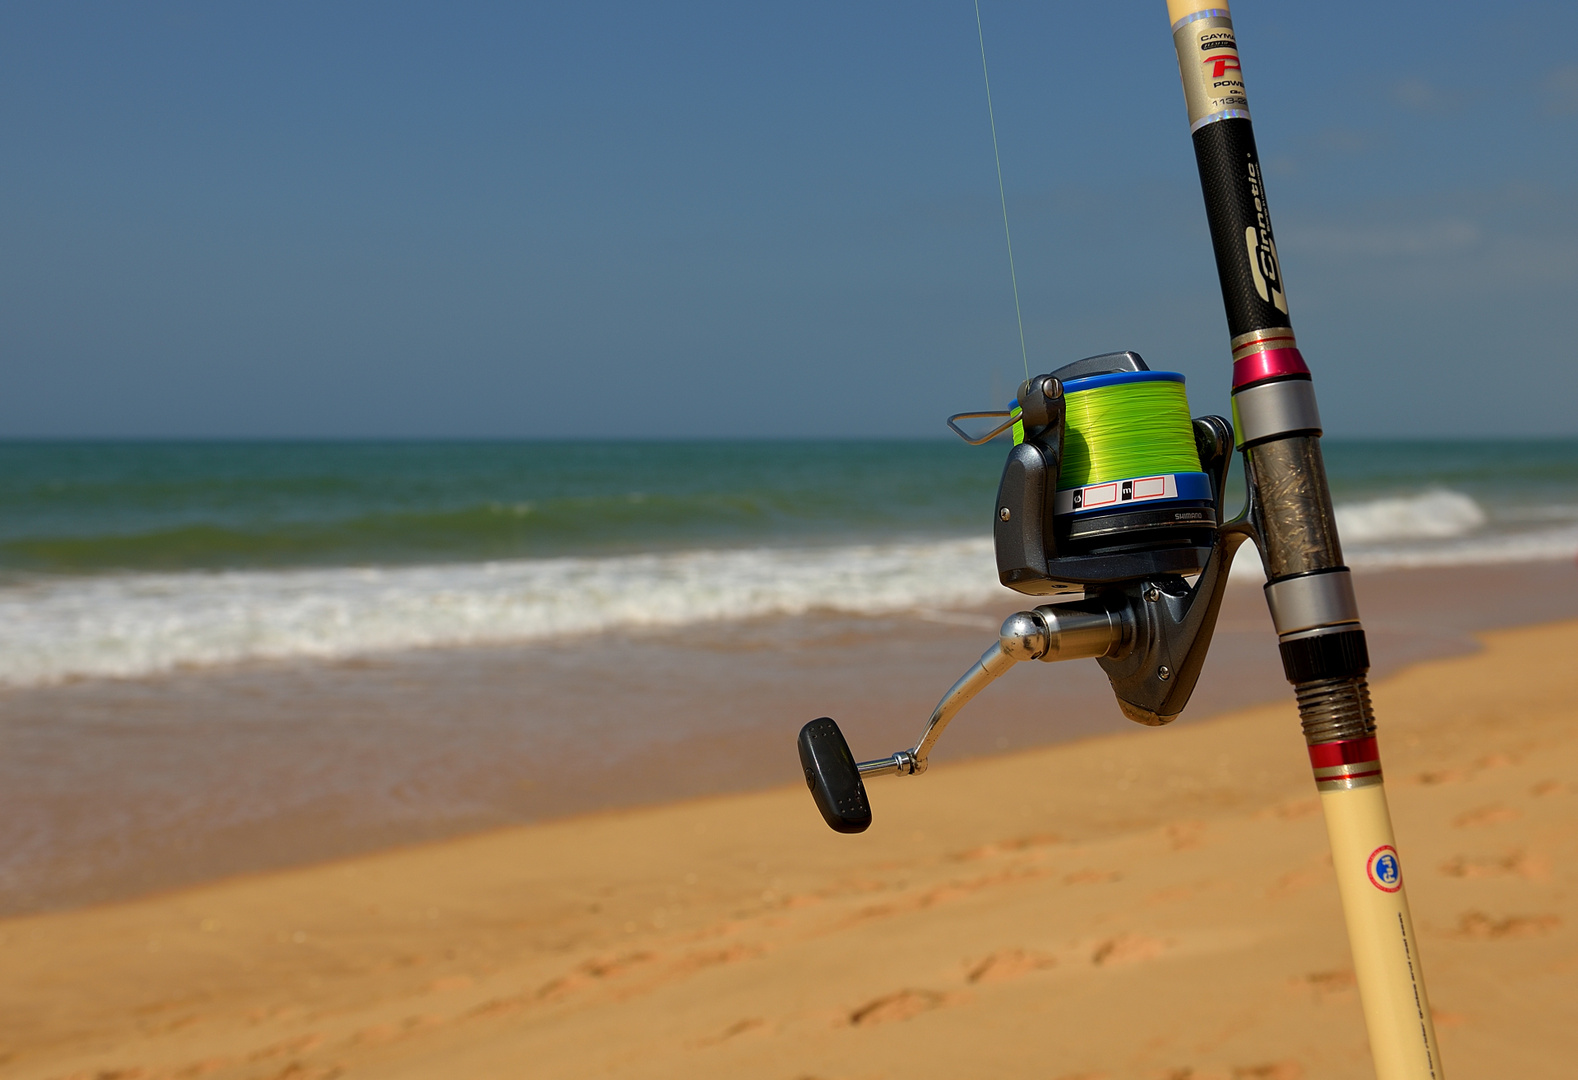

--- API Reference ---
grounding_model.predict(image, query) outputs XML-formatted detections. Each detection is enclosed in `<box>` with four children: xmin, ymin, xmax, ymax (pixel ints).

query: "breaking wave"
<box><xmin>1334</xmin><ymin>489</ymin><xmax>1487</xmax><ymax>543</ymax></box>
<box><xmin>0</xmin><ymin>539</ymin><xmax>1007</xmax><ymax>688</ymax></box>
<box><xmin>0</xmin><ymin>488</ymin><xmax>1574</xmax><ymax>688</ymax></box>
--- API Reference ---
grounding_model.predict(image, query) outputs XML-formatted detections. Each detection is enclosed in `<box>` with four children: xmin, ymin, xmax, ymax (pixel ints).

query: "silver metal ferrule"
<box><xmin>1231</xmin><ymin>377</ymin><xmax>1322</xmax><ymax>448</ymax></box>
<box><xmin>1264</xmin><ymin>570</ymin><xmax>1360</xmax><ymax>637</ymax></box>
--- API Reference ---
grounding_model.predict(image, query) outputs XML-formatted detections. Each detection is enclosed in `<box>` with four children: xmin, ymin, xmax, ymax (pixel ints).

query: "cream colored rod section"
<box><xmin>1319</xmin><ymin>770</ymin><xmax>1443</xmax><ymax>1079</ymax></box>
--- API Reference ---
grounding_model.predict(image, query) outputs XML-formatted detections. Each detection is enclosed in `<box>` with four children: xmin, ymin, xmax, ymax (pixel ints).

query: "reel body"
<box><xmin>994</xmin><ymin>351</ymin><xmax>1227</xmax><ymax>595</ymax></box>
<box><xmin>799</xmin><ymin>350</ymin><xmax>1255</xmax><ymax>833</ymax></box>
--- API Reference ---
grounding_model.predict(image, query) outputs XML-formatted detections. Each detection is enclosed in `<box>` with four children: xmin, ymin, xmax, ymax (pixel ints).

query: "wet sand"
<box><xmin>1</xmin><ymin>561</ymin><xmax>1576</xmax><ymax>916</ymax></box>
<box><xmin>2</xmin><ymin>616</ymin><xmax>1574</xmax><ymax>1078</ymax></box>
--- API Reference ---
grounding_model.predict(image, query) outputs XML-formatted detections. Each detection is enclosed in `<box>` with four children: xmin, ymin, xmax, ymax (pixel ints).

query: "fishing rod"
<box><xmin>795</xmin><ymin>4</ymin><xmax>1444</xmax><ymax>1077</ymax></box>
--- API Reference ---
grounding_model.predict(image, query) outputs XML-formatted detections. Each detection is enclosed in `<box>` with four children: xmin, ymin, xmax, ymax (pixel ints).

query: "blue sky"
<box><xmin>4</xmin><ymin>2</ymin><xmax>1576</xmax><ymax>438</ymax></box>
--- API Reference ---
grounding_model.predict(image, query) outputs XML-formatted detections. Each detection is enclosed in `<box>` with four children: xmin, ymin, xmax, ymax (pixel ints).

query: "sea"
<box><xmin>1</xmin><ymin>438</ymin><xmax>1576</xmax><ymax>690</ymax></box>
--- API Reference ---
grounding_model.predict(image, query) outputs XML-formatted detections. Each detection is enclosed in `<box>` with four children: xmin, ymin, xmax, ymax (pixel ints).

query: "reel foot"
<box><xmin>797</xmin><ymin>717</ymin><xmax>872</xmax><ymax>833</ymax></box>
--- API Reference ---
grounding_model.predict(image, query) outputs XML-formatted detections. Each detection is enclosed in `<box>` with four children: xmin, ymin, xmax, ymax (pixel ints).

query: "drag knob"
<box><xmin>797</xmin><ymin>717</ymin><xmax>872</xmax><ymax>834</ymax></box>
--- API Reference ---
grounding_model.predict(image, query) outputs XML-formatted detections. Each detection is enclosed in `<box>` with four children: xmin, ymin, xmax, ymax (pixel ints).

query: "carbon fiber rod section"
<box><xmin>1190</xmin><ymin>116</ymin><xmax>1289</xmax><ymax>341</ymax></box>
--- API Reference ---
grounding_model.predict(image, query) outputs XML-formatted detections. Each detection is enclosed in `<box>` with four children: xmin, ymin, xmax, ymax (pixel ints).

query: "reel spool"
<box><xmin>1050</xmin><ymin>369</ymin><xmax>1211</xmax><ymax>555</ymax></box>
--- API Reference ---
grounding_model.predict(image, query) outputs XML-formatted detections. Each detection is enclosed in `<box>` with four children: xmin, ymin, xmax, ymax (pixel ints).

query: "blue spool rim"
<box><xmin>1061</xmin><ymin>369</ymin><xmax>1186</xmax><ymax>394</ymax></box>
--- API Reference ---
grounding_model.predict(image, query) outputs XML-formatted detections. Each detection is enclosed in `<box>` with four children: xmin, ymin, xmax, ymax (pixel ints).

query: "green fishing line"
<box><xmin>1058</xmin><ymin>380</ymin><xmax>1202</xmax><ymax>489</ymax></box>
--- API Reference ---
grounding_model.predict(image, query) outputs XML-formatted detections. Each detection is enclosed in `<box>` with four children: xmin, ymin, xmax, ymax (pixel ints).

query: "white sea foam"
<box><xmin>1</xmin><ymin>488</ymin><xmax>1574</xmax><ymax>688</ymax></box>
<box><xmin>1334</xmin><ymin>489</ymin><xmax>1486</xmax><ymax>543</ymax></box>
<box><xmin>1200</xmin><ymin>488</ymin><xmax>1578</xmax><ymax>585</ymax></box>
<box><xmin>1342</xmin><ymin>525</ymin><xmax>1578</xmax><ymax>569</ymax></box>
<box><xmin>1334</xmin><ymin>489</ymin><xmax>1578</xmax><ymax>568</ymax></box>
<box><xmin>0</xmin><ymin>539</ymin><xmax>1009</xmax><ymax>688</ymax></box>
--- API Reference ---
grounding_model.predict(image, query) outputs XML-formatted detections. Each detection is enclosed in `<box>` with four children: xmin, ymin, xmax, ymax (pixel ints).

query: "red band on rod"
<box><xmin>1232</xmin><ymin>347</ymin><xmax>1310</xmax><ymax>388</ymax></box>
<box><xmin>1308</xmin><ymin>736</ymin><xmax>1379</xmax><ymax>769</ymax></box>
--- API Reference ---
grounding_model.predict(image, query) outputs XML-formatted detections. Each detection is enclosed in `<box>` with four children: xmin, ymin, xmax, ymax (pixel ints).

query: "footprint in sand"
<box><xmin>690</xmin><ymin>1017</ymin><xmax>767</xmax><ymax>1047</ymax></box>
<box><xmin>536</xmin><ymin>951</ymin><xmax>655</xmax><ymax>1000</ymax></box>
<box><xmin>1267</xmin><ymin>866</ymin><xmax>1330</xmax><ymax>898</ymax></box>
<box><xmin>248</xmin><ymin>1032</ymin><xmax>326</xmax><ymax>1059</ymax></box>
<box><xmin>846</xmin><ymin>989</ymin><xmax>953</xmax><ymax>1026</ymax></box>
<box><xmin>1232</xmin><ymin>1064</ymin><xmax>1305</xmax><ymax>1080</ymax></box>
<box><xmin>1295</xmin><ymin>969</ymin><xmax>1356</xmax><ymax>999</ymax></box>
<box><xmin>426</xmin><ymin>974</ymin><xmax>474</xmax><ymax>993</ymax></box>
<box><xmin>1413</xmin><ymin>768</ymin><xmax>1469</xmax><ymax>786</ymax></box>
<box><xmin>1166</xmin><ymin>821</ymin><xmax>1207</xmax><ymax>850</ymax></box>
<box><xmin>1266</xmin><ymin>798</ymin><xmax>1321</xmax><ymax>820</ymax></box>
<box><xmin>1090</xmin><ymin>933</ymin><xmax>1170</xmax><ymax>966</ymax></box>
<box><xmin>1438</xmin><ymin>850</ymin><xmax>1550</xmax><ymax>881</ymax></box>
<box><xmin>1452</xmin><ymin>804</ymin><xmax>1522</xmax><ymax>828</ymax></box>
<box><xmin>966</xmin><ymin>948</ymin><xmax>1058</xmax><ymax>983</ymax></box>
<box><xmin>1453</xmin><ymin>911</ymin><xmax>1561</xmax><ymax>939</ymax></box>
<box><xmin>1413</xmin><ymin>754</ymin><xmax>1517</xmax><ymax>787</ymax></box>
<box><xmin>953</xmin><ymin>833</ymin><xmax>1064</xmax><ymax>861</ymax></box>
<box><xmin>1155</xmin><ymin>1065</ymin><xmax>1303</xmax><ymax>1080</ymax></box>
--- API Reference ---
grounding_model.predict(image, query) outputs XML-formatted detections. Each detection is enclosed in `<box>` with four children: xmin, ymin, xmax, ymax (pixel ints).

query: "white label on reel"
<box><xmin>1054</xmin><ymin>473</ymin><xmax>1179</xmax><ymax>516</ymax></box>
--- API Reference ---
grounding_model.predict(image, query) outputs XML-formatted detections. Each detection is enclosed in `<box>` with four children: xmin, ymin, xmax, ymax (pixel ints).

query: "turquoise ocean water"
<box><xmin>0</xmin><ymin>438</ymin><xmax>1575</xmax><ymax>687</ymax></box>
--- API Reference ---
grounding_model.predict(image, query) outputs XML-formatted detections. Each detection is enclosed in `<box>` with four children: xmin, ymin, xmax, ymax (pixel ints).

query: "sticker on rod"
<box><xmin>1367</xmin><ymin>845</ymin><xmax>1402</xmax><ymax>893</ymax></box>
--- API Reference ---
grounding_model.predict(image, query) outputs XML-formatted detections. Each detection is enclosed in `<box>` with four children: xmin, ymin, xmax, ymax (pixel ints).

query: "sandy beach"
<box><xmin>4</xmin><ymin>608</ymin><xmax>1575</xmax><ymax>1078</ymax></box>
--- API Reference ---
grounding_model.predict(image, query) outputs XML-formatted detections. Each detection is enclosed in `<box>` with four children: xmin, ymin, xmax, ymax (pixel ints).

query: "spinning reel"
<box><xmin>798</xmin><ymin>350</ymin><xmax>1256</xmax><ymax>833</ymax></box>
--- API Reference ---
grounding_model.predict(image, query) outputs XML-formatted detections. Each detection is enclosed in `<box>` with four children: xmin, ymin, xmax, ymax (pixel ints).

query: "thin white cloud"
<box><xmin>1392</xmin><ymin>77</ymin><xmax>1458</xmax><ymax>113</ymax></box>
<box><xmin>1280</xmin><ymin>209</ymin><xmax>1578</xmax><ymax>306</ymax></box>
<box><xmin>1545</xmin><ymin>65</ymin><xmax>1578</xmax><ymax>115</ymax></box>
<box><xmin>1285</xmin><ymin>218</ymin><xmax>1482</xmax><ymax>257</ymax></box>
<box><xmin>1315</xmin><ymin>127</ymin><xmax>1377</xmax><ymax>154</ymax></box>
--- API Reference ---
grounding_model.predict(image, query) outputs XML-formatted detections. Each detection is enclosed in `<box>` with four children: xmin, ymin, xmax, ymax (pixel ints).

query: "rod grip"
<box><xmin>1190</xmin><ymin>119</ymin><xmax>1289</xmax><ymax>338</ymax></box>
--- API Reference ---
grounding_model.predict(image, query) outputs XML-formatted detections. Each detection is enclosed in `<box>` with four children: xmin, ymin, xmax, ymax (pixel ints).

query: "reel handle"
<box><xmin>797</xmin><ymin>717</ymin><xmax>872</xmax><ymax>833</ymax></box>
<box><xmin>797</xmin><ymin>604</ymin><xmax>1129</xmax><ymax>833</ymax></box>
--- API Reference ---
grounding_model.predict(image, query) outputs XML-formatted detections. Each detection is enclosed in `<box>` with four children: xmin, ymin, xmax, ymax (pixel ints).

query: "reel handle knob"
<box><xmin>797</xmin><ymin>717</ymin><xmax>872</xmax><ymax>834</ymax></box>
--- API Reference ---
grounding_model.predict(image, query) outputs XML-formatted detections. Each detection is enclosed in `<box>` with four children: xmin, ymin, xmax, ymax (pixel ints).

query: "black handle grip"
<box><xmin>797</xmin><ymin>717</ymin><xmax>872</xmax><ymax>834</ymax></box>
